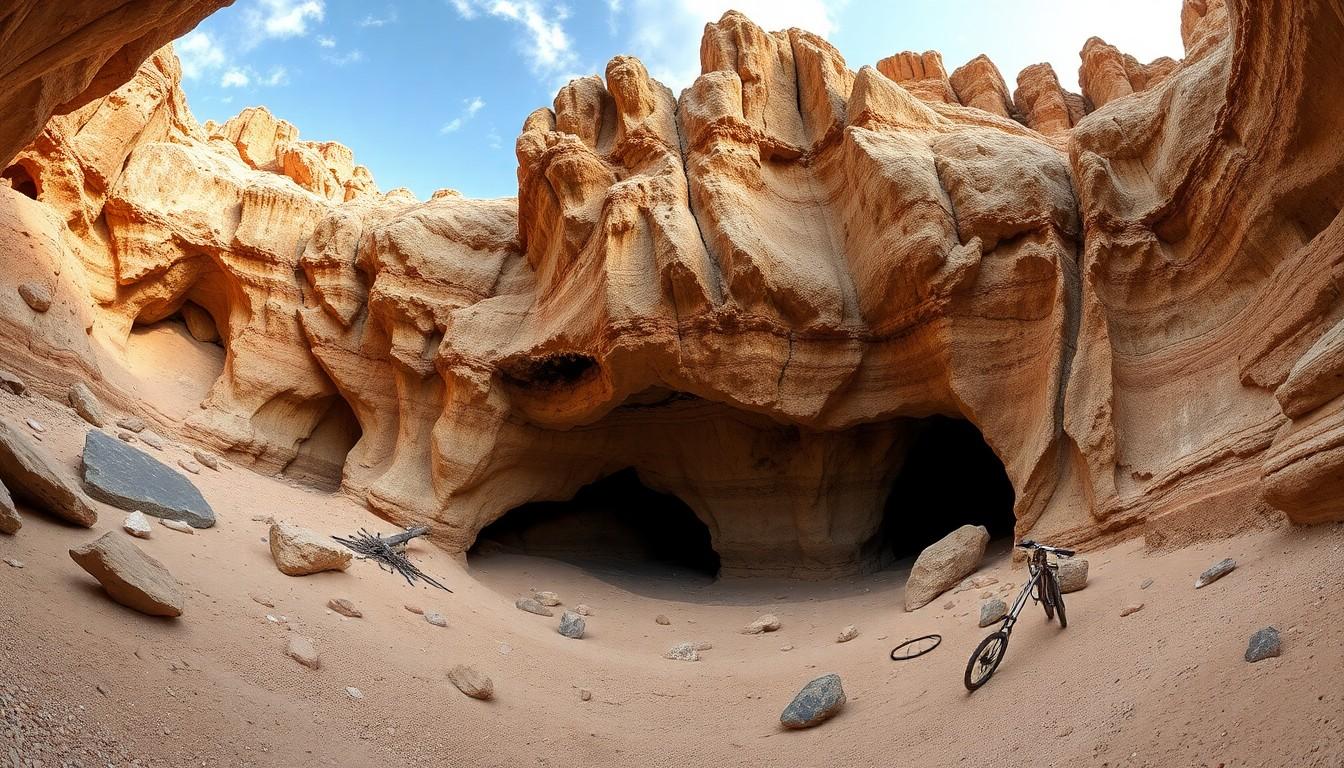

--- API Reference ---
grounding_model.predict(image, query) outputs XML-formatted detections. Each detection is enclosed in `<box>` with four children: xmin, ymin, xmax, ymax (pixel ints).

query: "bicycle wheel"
<box><xmin>1049</xmin><ymin>570</ymin><xmax>1067</xmax><ymax>628</ymax></box>
<box><xmin>1040</xmin><ymin>572</ymin><xmax>1055</xmax><ymax>622</ymax></box>
<box><xmin>964</xmin><ymin>630</ymin><xmax>1010</xmax><ymax>691</ymax></box>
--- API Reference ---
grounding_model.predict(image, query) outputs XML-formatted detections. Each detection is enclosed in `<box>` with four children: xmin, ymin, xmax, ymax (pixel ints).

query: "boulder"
<box><xmin>81</xmin><ymin>430</ymin><xmax>214</xmax><ymax>527</ymax></box>
<box><xmin>558</xmin><ymin>610</ymin><xmax>585</xmax><ymax>639</ymax></box>
<box><xmin>17</xmin><ymin>283</ymin><xmax>51</xmax><ymax>312</ymax></box>
<box><xmin>979</xmin><ymin>598</ymin><xmax>1008</xmax><ymax>627</ymax></box>
<box><xmin>741</xmin><ymin>614</ymin><xmax>782</xmax><ymax>634</ymax></box>
<box><xmin>67</xmin><ymin>383</ymin><xmax>106</xmax><ymax>427</ymax></box>
<box><xmin>69</xmin><ymin>532</ymin><xmax>184</xmax><ymax>617</ymax></box>
<box><xmin>1056</xmin><ymin>558</ymin><xmax>1089</xmax><ymax>593</ymax></box>
<box><xmin>780</xmin><ymin>674</ymin><xmax>846</xmax><ymax>729</ymax></box>
<box><xmin>269</xmin><ymin>522</ymin><xmax>351</xmax><ymax>576</ymax></box>
<box><xmin>0</xmin><ymin>370</ymin><xmax>26</xmax><ymax>396</ymax></box>
<box><xmin>515</xmin><ymin>597</ymin><xmax>553</xmax><ymax>617</ymax></box>
<box><xmin>0</xmin><ymin>418</ymin><xmax>96</xmax><ymax>526</ymax></box>
<box><xmin>122</xmin><ymin>511</ymin><xmax>152</xmax><ymax>539</ymax></box>
<box><xmin>904</xmin><ymin>525</ymin><xmax>990</xmax><ymax>610</ymax></box>
<box><xmin>1195</xmin><ymin>558</ymin><xmax>1236</xmax><ymax>589</ymax></box>
<box><xmin>0</xmin><ymin>478</ymin><xmax>20</xmax><ymax>534</ymax></box>
<box><xmin>180</xmin><ymin>302</ymin><xmax>220</xmax><ymax>343</ymax></box>
<box><xmin>1245</xmin><ymin>627</ymin><xmax>1281</xmax><ymax>662</ymax></box>
<box><xmin>447</xmin><ymin>665</ymin><xmax>494</xmax><ymax>700</ymax></box>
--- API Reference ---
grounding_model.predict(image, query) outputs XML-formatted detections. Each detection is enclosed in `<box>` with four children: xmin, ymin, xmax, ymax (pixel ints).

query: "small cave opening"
<box><xmin>2</xmin><ymin>164</ymin><xmax>37</xmax><ymax>200</ymax></box>
<box><xmin>470</xmin><ymin>468</ymin><xmax>720</xmax><ymax>578</ymax></box>
<box><xmin>501</xmin><ymin>352</ymin><xmax>599</xmax><ymax>390</ymax></box>
<box><xmin>281</xmin><ymin>395</ymin><xmax>363</xmax><ymax>492</ymax></box>
<box><xmin>876</xmin><ymin>416</ymin><xmax>1016</xmax><ymax>563</ymax></box>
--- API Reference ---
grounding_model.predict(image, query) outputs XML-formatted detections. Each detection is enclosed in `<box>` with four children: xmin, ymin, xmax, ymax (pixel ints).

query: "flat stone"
<box><xmin>18</xmin><ymin>283</ymin><xmax>51</xmax><ymax>312</ymax></box>
<box><xmin>251</xmin><ymin>594</ymin><xmax>275</xmax><ymax>608</ymax></box>
<box><xmin>655</xmin><ymin>614</ymin><xmax>671</xmax><ymax>625</ymax></box>
<box><xmin>285</xmin><ymin>635</ymin><xmax>320</xmax><ymax>669</ymax></box>
<box><xmin>403</xmin><ymin>604</ymin><xmax>424</xmax><ymax>615</ymax></box>
<box><xmin>177</xmin><ymin>459</ymin><xmax>201</xmax><ymax>475</ymax></box>
<box><xmin>942</xmin><ymin>600</ymin><xmax>956</xmax><ymax>610</ymax></box>
<box><xmin>780</xmin><ymin>644</ymin><xmax>794</xmax><ymax>652</ymax></box>
<box><xmin>115</xmin><ymin>417</ymin><xmax>146</xmax><ymax>433</ymax></box>
<box><xmin>122</xmin><ymin>511</ymin><xmax>153</xmax><ymax>539</ymax></box>
<box><xmin>836</xmin><ymin>624</ymin><xmax>859</xmax><ymax>643</ymax></box>
<box><xmin>1140</xmin><ymin>578</ymin><xmax>1154</xmax><ymax>589</ymax></box>
<box><xmin>533</xmin><ymin>590</ymin><xmax>561</xmax><ymax>606</ymax></box>
<box><xmin>0</xmin><ymin>418</ymin><xmax>96</xmax><ymax>526</ymax></box>
<box><xmin>515</xmin><ymin>597</ymin><xmax>553</xmax><ymax>617</ymax></box>
<box><xmin>692</xmin><ymin>640</ymin><xmax>713</xmax><ymax>651</ymax></box>
<box><xmin>1195</xmin><ymin>558</ymin><xmax>1236</xmax><ymax>589</ymax></box>
<box><xmin>0</xmin><ymin>478</ymin><xmax>20</xmax><ymax>534</ymax></box>
<box><xmin>741</xmin><ymin>613</ymin><xmax>781</xmax><ymax>634</ymax></box>
<box><xmin>425</xmin><ymin>611</ymin><xmax>448</xmax><ymax>627</ymax></box>
<box><xmin>0</xmin><ymin>369</ymin><xmax>26</xmax><ymax>396</ymax></box>
<box><xmin>3</xmin><ymin>556</ymin><xmax>23</xmax><ymax>568</ymax></box>
<box><xmin>328</xmin><ymin>598</ymin><xmax>361</xmax><ymax>617</ymax></box>
<box><xmin>1057</xmin><ymin>558</ymin><xmax>1089</xmax><ymax>593</ymax></box>
<box><xmin>269</xmin><ymin>522</ymin><xmax>351</xmax><ymax>576</ymax></box>
<box><xmin>67</xmin><ymin>383</ymin><xmax>105</xmax><ymax>427</ymax></box>
<box><xmin>192</xmin><ymin>450</ymin><xmax>219</xmax><ymax>471</ymax></box>
<box><xmin>117</xmin><ymin>431</ymin><xmax>136</xmax><ymax>443</ymax></box>
<box><xmin>69</xmin><ymin>531</ymin><xmax>183</xmax><ymax>617</ymax></box>
<box><xmin>1120</xmin><ymin>602</ymin><xmax>1144</xmax><ymax>617</ymax></box>
<box><xmin>780</xmin><ymin>674</ymin><xmax>846</xmax><ymax>729</ymax></box>
<box><xmin>160</xmin><ymin>518</ymin><xmax>193</xmax><ymax>534</ymax></box>
<box><xmin>558</xmin><ymin>610</ymin><xmax>585</xmax><ymax>639</ymax></box>
<box><xmin>904</xmin><ymin>525</ymin><xmax>990</xmax><ymax>610</ymax></box>
<box><xmin>81</xmin><ymin>430</ymin><xmax>214</xmax><ymax>528</ymax></box>
<box><xmin>664</xmin><ymin>642</ymin><xmax>699</xmax><ymax>662</ymax></box>
<box><xmin>979</xmin><ymin>598</ymin><xmax>1008</xmax><ymax>627</ymax></box>
<box><xmin>1245</xmin><ymin>626</ymin><xmax>1281</xmax><ymax>662</ymax></box>
<box><xmin>345</xmin><ymin>686</ymin><xmax>363</xmax><ymax>700</ymax></box>
<box><xmin>24</xmin><ymin>418</ymin><xmax>44</xmax><ymax>433</ymax></box>
<box><xmin>579</xmin><ymin>688</ymin><xmax>592</xmax><ymax>701</ymax></box>
<box><xmin>447</xmin><ymin>665</ymin><xmax>494</xmax><ymax>700</ymax></box>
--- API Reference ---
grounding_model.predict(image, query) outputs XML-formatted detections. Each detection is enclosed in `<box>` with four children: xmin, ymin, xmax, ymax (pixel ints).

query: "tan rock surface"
<box><xmin>0</xmin><ymin>419</ymin><xmax>97</xmax><ymax>527</ymax></box>
<box><xmin>904</xmin><ymin>525</ymin><xmax>990</xmax><ymax>610</ymax></box>
<box><xmin>69</xmin><ymin>531</ymin><xmax>184</xmax><ymax>616</ymax></box>
<box><xmin>269</xmin><ymin>522</ymin><xmax>352</xmax><ymax>576</ymax></box>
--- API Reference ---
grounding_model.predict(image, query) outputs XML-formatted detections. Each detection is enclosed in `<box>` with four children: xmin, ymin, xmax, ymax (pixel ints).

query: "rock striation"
<box><xmin>1</xmin><ymin>0</ymin><xmax>1342</xmax><ymax>577</ymax></box>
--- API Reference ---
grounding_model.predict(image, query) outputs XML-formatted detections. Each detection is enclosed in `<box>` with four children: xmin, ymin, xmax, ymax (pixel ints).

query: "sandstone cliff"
<box><xmin>1</xmin><ymin>0</ymin><xmax>1339</xmax><ymax>576</ymax></box>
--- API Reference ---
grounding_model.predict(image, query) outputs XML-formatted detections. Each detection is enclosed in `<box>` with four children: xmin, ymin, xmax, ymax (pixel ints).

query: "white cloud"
<box><xmin>220</xmin><ymin>68</ymin><xmax>251</xmax><ymax>87</ymax></box>
<box><xmin>317</xmin><ymin>35</ymin><xmax>336</xmax><ymax>47</ymax></box>
<box><xmin>359</xmin><ymin>8</ymin><xmax>398</xmax><ymax>27</ymax></box>
<box><xmin>451</xmin><ymin>1</ymin><xmax>579</xmax><ymax>78</ymax></box>
<box><xmin>449</xmin><ymin>0</ymin><xmax>477</xmax><ymax>19</ymax></box>
<box><xmin>322</xmin><ymin>49</ymin><xmax>365</xmax><ymax>66</ymax></box>
<box><xmin>441</xmin><ymin>96</ymin><xmax>487</xmax><ymax>134</ymax></box>
<box><xmin>263</xmin><ymin>66</ymin><xmax>289</xmax><ymax>86</ymax></box>
<box><xmin>486</xmin><ymin>128</ymin><xmax>504</xmax><ymax>149</ymax></box>
<box><xmin>254</xmin><ymin>0</ymin><xmax>325</xmax><ymax>38</ymax></box>
<box><xmin>177</xmin><ymin>31</ymin><xmax>228</xmax><ymax>79</ymax></box>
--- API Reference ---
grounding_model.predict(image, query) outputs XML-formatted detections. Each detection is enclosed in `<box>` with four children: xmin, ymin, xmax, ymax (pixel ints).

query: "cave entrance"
<box><xmin>877</xmin><ymin>416</ymin><xmax>1016</xmax><ymax>563</ymax></box>
<box><xmin>280</xmin><ymin>395</ymin><xmax>363</xmax><ymax>492</ymax></box>
<box><xmin>2</xmin><ymin>163</ymin><xmax>37</xmax><ymax>199</ymax></box>
<box><xmin>470</xmin><ymin>468</ymin><xmax>720</xmax><ymax>578</ymax></box>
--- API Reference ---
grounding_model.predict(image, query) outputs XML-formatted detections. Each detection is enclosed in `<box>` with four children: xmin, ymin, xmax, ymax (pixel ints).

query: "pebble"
<box><xmin>942</xmin><ymin>600</ymin><xmax>955</xmax><ymax>610</ymax></box>
<box><xmin>404</xmin><ymin>604</ymin><xmax>424</xmax><ymax>615</ymax></box>
<box><xmin>1195</xmin><ymin>558</ymin><xmax>1236</xmax><ymax>589</ymax></box>
<box><xmin>1119</xmin><ymin>603</ymin><xmax>1144</xmax><ymax>617</ymax></box>
<box><xmin>574</xmin><ymin>604</ymin><xmax>592</xmax><ymax>616</ymax></box>
<box><xmin>558</xmin><ymin>610</ymin><xmax>585</xmax><ymax>639</ymax></box>
<box><xmin>3</xmin><ymin>557</ymin><xmax>22</xmax><ymax>568</ymax></box>
<box><xmin>285</xmin><ymin>636</ymin><xmax>320</xmax><ymax>670</ymax></box>
<box><xmin>139</xmin><ymin>431</ymin><xmax>165</xmax><ymax>450</ymax></box>
<box><xmin>425</xmin><ymin>612</ymin><xmax>448</xmax><ymax>627</ymax></box>
<box><xmin>115</xmin><ymin>417</ymin><xmax>146</xmax><ymax>433</ymax></box>
<box><xmin>533</xmin><ymin>590</ymin><xmax>561</xmax><ymax>606</ymax></box>
<box><xmin>251</xmin><ymin>594</ymin><xmax>275</xmax><ymax>608</ymax></box>
<box><xmin>346</xmin><ymin>687</ymin><xmax>364</xmax><ymax>700</ymax></box>
<box><xmin>117</xmin><ymin>431</ymin><xmax>137</xmax><ymax>443</ymax></box>
<box><xmin>328</xmin><ymin>598</ymin><xmax>361</xmax><ymax>618</ymax></box>
<box><xmin>122</xmin><ymin>511</ymin><xmax>153</xmax><ymax>539</ymax></box>
<box><xmin>1140</xmin><ymin>578</ymin><xmax>1154</xmax><ymax>589</ymax></box>
<box><xmin>160</xmin><ymin>518</ymin><xmax>194</xmax><ymax>534</ymax></box>
<box><xmin>655</xmin><ymin>614</ymin><xmax>670</xmax><ymax>625</ymax></box>
<box><xmin>579</xmin><ymin>688</ymin><xmax>592</xmax><ymax>701</ymax></box>
<box><xmin>1245</xmin><ymin>627</ymin><xmax>1281</xmax><ymax>663</ymax></box>
<box><xmin>780</xmin><ymin>644</ymin><xmax>794</xmax><ymax>652</ymax></box>
<box><xmin>836</xmin><ymin>625</ymin><xmax>859</xmax><ymax>643</ymax></box>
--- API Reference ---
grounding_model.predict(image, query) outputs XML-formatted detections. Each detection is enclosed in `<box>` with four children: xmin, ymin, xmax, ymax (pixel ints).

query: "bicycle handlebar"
<box><xmin>1017</xmin><ymin>539</ymin><xmax>1075</xmax><ymax>557</ymax></box>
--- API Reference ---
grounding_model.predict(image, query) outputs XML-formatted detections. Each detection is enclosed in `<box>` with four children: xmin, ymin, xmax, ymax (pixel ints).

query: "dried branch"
<box><xmin>331</xmin><ymin>526</ymin><xmax>451</xmax><ymax>592</ymax></box>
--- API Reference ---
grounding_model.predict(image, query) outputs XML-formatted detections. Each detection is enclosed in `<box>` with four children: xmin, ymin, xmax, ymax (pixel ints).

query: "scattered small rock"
<box><xmin>18</xmin><ymin>283</ymin><xmax>52</xmax><ymax>313</ymax></box>
<box><xmin>403</xmin><ymin>604</ymin><xmax>424</xmax><ymax>615</ymax></box>
<box><xmin>251</xmin><ymin>514</ymin><xmax>276</xmax><ymax>524</ymax></box>
<box><xmin>160</xmin><ymin>518</ymin><xmax>193</xmax><ymax>535</ymax></box>
<box><xmin>515</xmin><ymin>597</ymin><xmax>553</xmax><ymax>617</ymax></box>
<box><xmin>741</xmin><ymin>613</ymin><xmax>781</xmax><ymax>634</ymax></box>
<box><xmin>346</xmin><ymin>686</ymin><xmax>363</xmax><ymax>700</ymax></box>
<box><xmin>1140</xmin><ymin>578</ymin><xmax>1154</xmax><ymax>590</ymax></box>
<box><xmin>780</xmin><ymin>644</ymin><xmax>794</xmax><ymax>652</ymax></box>
<box><xmin>139</xmin><ymin>432</ymin><xmax>165</xmax><ymax>450</ymax></box>
<box><xmin>251</xmin><ymin>594</ymin><xmax>275</xmax><ymax>608</ymax></box>
<box><xmin>979</xmin><ymin>598</ymin><xmax>1008</xmax><ymax>627</ymax></box>
<box><xmin>122</xmin><ymin>511</ymin><xmax>152</xmax><ymax>539</ymax></box>
<box><xmin>574</xmin><ymin>603</ymin><xmax>592</xmax><ymax>616</ymax></box>
<box><xmin>269</xmin><ymin>522</ymin><xmax>351</xmax><ymax>576</ymax></box>
<box><xmin>1195</xmin><ymin>558</ymin><xmax>1236</xmax><ymax>589</ymax></box>
<box><xmin>1056</xmin><ymin>558</ymin><xmax>1089</xmax><ymax>593</ymax></box>
<box><xmin>115</xmin><ymin>417</ymin><xmax>146</xmax><ymax>433</ymax></box>
<box><xmin>836</xmin><ymin>625</ymin><xmax>859</xmax><ymax>643</ymax></box>
<box><xmin>978</xmin><ymin>590</ymin><xmax>993</xmax><ymax>599</ymax></box>
<box><xmin>1244</xmin><ymin>626</ymin><xmax>1281</xmax><ymax>663</ymax></box>
<box><xmin>24</xmin><ymin>418</ymin><xmax>44</xmax><ymax>433</ymax></box>
<box><xmin>0</xmin><ymin>478</ymin><xmax>20</xmax><ymax>534</ymax></box>
<box><xmin>177</xmin><ymin>459</ymin><xmax>201</xmax><ymax>475</ymax></box>
<box><xmin>533</xmin><ymin>590</ymin><xmax>561</xmax><ymax>606</ymax></box>
<box><xmin>655</xmin><ymin>614</ymin><xmax>670</xmax><ymax>625</ymax></box>
<box><xmin>780</xmin><ymin>674</ymin><xmax>846</xmax><ymax>729</ymax></box>
<box><xmin>116</xmin><ymin>431</ymin><xmax>137</xmax><ymax>443</ymax></box>
<box><xmin>942</xmin><ymin>600</ymin><xmax>955</xmax><ymax>610</ymax></box>
<box><xmin>285</xmin><ymin>635</ymin><xmax>320</xmax><ymax>670</ymax></box>
<box><xmin>0</xmin><ymin>369</ymin><xmax>26</xmax><ymax>396</ymax></box>
<box><xmin>192</xmin><ymin>450</ymin><xmax>220</xmax><ymax>471</ymax></box>
<box><xmin>558</xmin><ymin>610</ymin><xmax>585</xmax><ymax>639</ymax></box>
<box><xmin>3</xmin><ymin>556</ymin><xmax>23</xmax><ymax>568</ymax></box>
<box><xmin>579</xmin><ymin>688</ymin><xmax>592</xmax><ymax>701</ymax></box>
<box><xmin>425</xmin><ymin>612</ymin><xmax>448</xmax><ymax>627</ymax></box>
<box><xmin>1119</xmin><ymin>602</ymin><xmax>1144</xmax><ymax>617</ymax></box>
<box><xmin>664</xmin><ymin>642</ymin><xmax>699</xmax><ymax>662</ymax></box>
<box><xmin>69</xmin><ymin>531</ymin><xmax>184</xmax><ymax>617</ymax></box>
<box><xmin>67</xmin><ymin>383</ymin><xmax>105</xmax><ymax>427</ymax></box>
<box><xmin>328</xmin><ymin>598</ymin><xmax>361</xmax><ymax>618</ymax></box>
<box><xmin>447</xmin><ymin>665</ymin><xmax>494</xmax><ymax>700</ymax></box>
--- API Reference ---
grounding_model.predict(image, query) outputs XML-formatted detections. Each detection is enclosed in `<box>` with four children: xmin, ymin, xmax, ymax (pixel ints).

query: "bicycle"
<box><xmin>963</xmin><ymin>539</ymin><xmax>1074</xmax><ymax>691</ymax></box>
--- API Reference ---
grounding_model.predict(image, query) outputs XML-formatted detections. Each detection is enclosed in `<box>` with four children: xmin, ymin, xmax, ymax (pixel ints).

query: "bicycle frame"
<box><xmin>995</xmin><ymin>548</ymin><xmax>1052</xmax><ymax>636</ymax></box>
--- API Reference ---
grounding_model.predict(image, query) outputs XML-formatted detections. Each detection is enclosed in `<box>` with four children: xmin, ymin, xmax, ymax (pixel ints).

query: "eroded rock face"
<box><xmin>2</xmin><ymin>0</ymin><xmax>1342</xmax><ymax>577</ymax></box>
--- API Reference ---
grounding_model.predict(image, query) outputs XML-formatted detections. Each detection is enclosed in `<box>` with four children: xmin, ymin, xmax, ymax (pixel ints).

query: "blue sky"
<box><xmin>175</xmin><ymin>0</ymin><xmax>1184</xmax><ymax>199</ymax></box>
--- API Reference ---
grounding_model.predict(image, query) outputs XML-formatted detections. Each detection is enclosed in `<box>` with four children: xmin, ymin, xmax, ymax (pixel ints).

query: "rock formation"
<box><xmin>0</xmin><ymin>0</ymin><xmax>1341</xmax><ymax>577</ymax></box>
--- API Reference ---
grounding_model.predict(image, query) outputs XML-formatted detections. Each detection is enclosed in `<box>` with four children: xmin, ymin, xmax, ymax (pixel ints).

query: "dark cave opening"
<box><xmin>470</xmin><ymin>468</ymin><xmax>720</xmax><ymax>578</ymax></box>
<box><xmin>281</xmin><ymin>395</ymin><xmax>363</xmax><ymax>492</ymax></box>
<box><xmin>2</xmin><ymin>163</ymin><xmax>38</xmax><ymax>200</ymax></box>
<box><xmin>878</xmin><ymin>416</ymin><xmax>1016</xmax><ymax>563</ymax></box>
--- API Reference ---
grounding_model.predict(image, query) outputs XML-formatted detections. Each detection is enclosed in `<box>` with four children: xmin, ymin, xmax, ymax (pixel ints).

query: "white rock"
<box><xmin>122</xmin><ymin>511</ymin><xmax>153</xmax><ymax>539</ymax></box>
<box><xmin>160</xmin><ymin>518</ymin><xmax>194</xmax><ymax>535</ymax></box>
<box><xmin>346</xmin><ymin>687</ymin><xmax>364</xmax><ymax>700</ymax></box>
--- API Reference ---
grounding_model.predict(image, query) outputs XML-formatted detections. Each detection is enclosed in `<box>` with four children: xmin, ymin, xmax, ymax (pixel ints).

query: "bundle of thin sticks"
<box><xmin>331</xmin><ymin>525</ymin><xmax>452</xmax><ymax>591</ymax></box>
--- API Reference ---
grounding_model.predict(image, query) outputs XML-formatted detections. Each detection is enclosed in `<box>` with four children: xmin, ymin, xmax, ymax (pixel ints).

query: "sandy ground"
<box><xmin>1</xmin><ymin>382</ymin><xmax>1342</xmax><ymax>768</ymax></box>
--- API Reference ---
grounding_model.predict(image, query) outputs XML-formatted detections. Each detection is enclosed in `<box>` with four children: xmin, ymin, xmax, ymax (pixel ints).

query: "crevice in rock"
<box><xmin>279</xmin><ymin>394</ymin><xmax>362</xmax><ymax>492</ymax></box>
<box><xmin>2</xmin><ymin>162</ymin><xmax>38</xmax><ymax>200</ymax></box>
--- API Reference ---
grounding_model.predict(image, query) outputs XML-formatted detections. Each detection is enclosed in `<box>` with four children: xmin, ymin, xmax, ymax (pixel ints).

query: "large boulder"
<box><xmin>0</xmin><ymin>478</ymin><xmax>20</xmax><ymax>534</ymax></box>
<box><xmin>80</xmin><ymin>429</ymin><xmax>214</xmax><ymax>528</ymax></box>
<box><xmin>1056</xmin><ymin>558</ymin><xmax>1089</xmax><ymax>593</ymax></box>
<box><xmin>69</xmin><ymin>531</ymin><xmax>184</xmax><ymax>616</ymax></box>
<box><xmin>268</xmin><ymin>522</ymin><xmax>351</xmax><ymax>576</ymax></box>
<box><xmin>0</xmin><ymin>419</ymin><xmax>97</xmax><ymax>526</ymax></box>
<box><xmin>904</xmin><ymin>525</ymin><xmax>990</xmax><ymax>611</ymax></box>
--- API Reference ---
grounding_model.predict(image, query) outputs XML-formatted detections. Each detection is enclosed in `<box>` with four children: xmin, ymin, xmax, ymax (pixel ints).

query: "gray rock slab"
<box><xmin>81</xmin><ymin>429</ymin><xmax>214</xmax><ymax>528</ymax></box>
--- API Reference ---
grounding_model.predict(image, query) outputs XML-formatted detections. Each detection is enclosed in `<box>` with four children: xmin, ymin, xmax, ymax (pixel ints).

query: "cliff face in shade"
<box><xmin>1</xmin><ymin>0</ymin><xmax>1341</xmax><ymax>576</ymax></box>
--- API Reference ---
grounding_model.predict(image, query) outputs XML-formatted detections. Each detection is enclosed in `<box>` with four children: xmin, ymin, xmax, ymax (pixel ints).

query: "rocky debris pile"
<box><xmin>979</xmin><ymin>598</ymin><xmax>1008</xmax><ymax>627</ymax></box>
<box><xmin>1056</xmin><ymin>558</ymin><xmax>1089</xmax><ymax>593</ymax></box>
<box><xmin>328</xmin><ymin>598</ymin><xmax>361</xmax><ymax>617</ymax></box>
<box><xmin>122</xmin><ymin>511</ymin><xmax>152</xmax><ymax>538</ymax></box>
<box><xmin>448</xmin><ymin>665</ymin><xmax>494</xmax><ymax>700</ymax></box>
<box><xmin>269</xmin><ymin>522</ymin><xmax>351</xmax><ymax>575</ymax></box>
<box><xmin>69</xmin><ymin>531</ymin><xmax>184</xmax><ymax>616</ymax></box>
<box><xmin>741</xmin><ymin>614</ymin><xmax>781</xmax><ymax>634</ymax></box>
<box><xmin>81</xmin><ymin>429</ymin><xmax>214</xmax><ymax>527</ymax></box>
<box><xmin>1195</xmin><ymin>558</ymin><xmax>1236</xmax><ymax>588</ymax></box>
<box><xmin>286</xmin><ymin>635</ymin><xmax>320</xmax><ymax>669</ymax></box>
<box><xmin>515</xmin><ymin>597</ymin><xmax>553</xmax><ymax>617</ymax></box>
<box><xmin>905</xmin><ymin>525</ymin><xmax>990</xmax><ymax>610</ymax></box>
<box><xmin>0</xmin><ymin>478</ymin><xmax>19</xmax><ymax>534</ymax></box>
<box><xmin>780</xmin><ymin>674</ymin><xmax>846</xmax><ymax>729</ymax></box>
<box><xmin>1245</xmin><ymin>627</ymin><xmax>1281</xmax><ymax>662</ymax></box>
<box><xmin>0</xmin><ymin>418</ymin><xmax>97</xmax><ymax>526</ymax></box>
<box><xmin>558</xmin><ymin>610</ymin><xmax>585</xmax><ymax>639</ymax></box>
<box><xmin>67</xmin><ymin>383</ymin><xmax>105</xmax><ymax>427</ymax></box>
